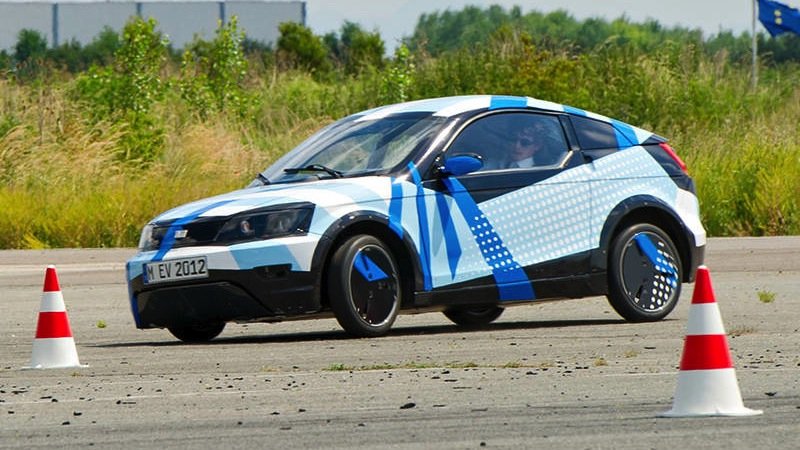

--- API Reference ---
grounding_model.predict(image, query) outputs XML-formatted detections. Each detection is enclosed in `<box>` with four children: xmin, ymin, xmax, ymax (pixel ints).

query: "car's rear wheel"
<box><xmin>328</xmin><ymin>235</ymin><xmax>401</xmax><ymax>337</ymax></box>
<box><xmin>167</xmin><ymin>321</ymin><xmax>225</xmax><ymax>343</ymax></box>
<box><xmin>443</xmin><ymin>305</ymin><xmax>504</xmax><ymax>326</ymax></box>
<box><xmin>607</xmin><ymin>223</ymin><xmax>682</xmax><ymax>322</ymax></box>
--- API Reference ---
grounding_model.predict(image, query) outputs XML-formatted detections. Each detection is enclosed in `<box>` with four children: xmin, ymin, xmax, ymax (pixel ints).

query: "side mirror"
<box><xmin>441</xmin><ymin>154</ymin><xmax>483</xmax><ymax>176</ymax></box>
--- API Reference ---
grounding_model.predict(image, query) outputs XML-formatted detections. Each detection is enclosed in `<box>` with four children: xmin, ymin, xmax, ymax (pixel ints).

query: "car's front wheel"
<box><xmin>607</xmin><ymin>223</ymin><xmax>682</xmax><ymax>322</ymax></box>
<box><xmin>167</xmin><ymin>322</ymin><xmax>225</xmax><ymax>343</ymax></box>
<box><xmin>443</xmin><ymin>305</ymin><xmax>504</xmax><ymax>326</ymax></box>
<box><xmin>328</xmin><ymin>235</ymin><xmax>401</xmax><ymax>337</ymax></box>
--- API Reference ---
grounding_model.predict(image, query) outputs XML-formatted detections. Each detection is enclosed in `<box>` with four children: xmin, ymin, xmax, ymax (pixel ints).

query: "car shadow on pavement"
<box><xmin>94</xmin><ymin>318</ymin><xmax>630</xmax><ymax>347</ymax></box>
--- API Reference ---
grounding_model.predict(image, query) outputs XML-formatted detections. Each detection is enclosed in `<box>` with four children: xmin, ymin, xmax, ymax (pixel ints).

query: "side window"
<box><xmin>446</xmin><ymin>112</ymin><xmax>569</xmax><ymax>171</ymax></box>
<box><xmin>570</xmin><ymin>115</ymin><xmax>619</xmax><ymax>150</ymax></box>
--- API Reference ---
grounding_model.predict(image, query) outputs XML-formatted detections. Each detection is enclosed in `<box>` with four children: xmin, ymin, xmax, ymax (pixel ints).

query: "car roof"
<box><xmin>354</xmin><ymin>95</ymin><xmax>659</xmax><ymax>146</ymax></box>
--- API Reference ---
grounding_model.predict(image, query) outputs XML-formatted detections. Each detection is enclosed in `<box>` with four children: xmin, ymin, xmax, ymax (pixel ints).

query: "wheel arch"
<box><xmin>312</xmin><ymin>211</ymin><xmax>423</xmax><ymax>309</ymax></box>
<box><xmin>596</xmin><ymin>196</ymin><xmax>695</xmax><ymax>282</ymax></box>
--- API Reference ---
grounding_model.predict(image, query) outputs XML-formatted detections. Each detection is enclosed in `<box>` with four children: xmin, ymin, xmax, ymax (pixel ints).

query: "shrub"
<box><xmin>73</xmin><ymin>17</ymin><xmax>168</xmax><ymax>163</ymax></box>
<box><xmin>13</xmin><ymin>29</ymin><xmax>49</xmax><ymax>80</ymax></box>
<box><xmin>276</xmin><ymin>22</ymin><xmax>331</xmax><ymax>74</ymax></box>
<box><xmin>180</xmin><ymin>17</ymin><xmax>251</xmax><ymax>118</ymax></box>
<box><xmin>382</xmin><ymin>44</ymin><xmax>414</xmax><ymax>103</ymax></box>
<box><xmin>113</xmin><ymin>18</ymin><xmax>168</xmax><ymax>115</ymax></box>
<box><xmin>327</xmin><ymin>21</ymin><xmax>385</xmax><ymax>74</ymax></box>
<box><xmin>82</xmin><ymin>27</ymin><xmax>122</xmax><ymax>68</ymax></box>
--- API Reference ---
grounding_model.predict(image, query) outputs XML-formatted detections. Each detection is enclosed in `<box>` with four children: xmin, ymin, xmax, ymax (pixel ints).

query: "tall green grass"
<box><xmin>1</xmin><ymin>35</ymin><xmax>799</xmax><ymax>248</ymax></box>
<box><xmin>0</xmin><ymin>81</ymin><xmax>266</xmax><ymax>248</ymax></box>
<box><xmin>682</xmin><ymin>96</ymin><xmax>800</xmax><ymax>235</ymax></box>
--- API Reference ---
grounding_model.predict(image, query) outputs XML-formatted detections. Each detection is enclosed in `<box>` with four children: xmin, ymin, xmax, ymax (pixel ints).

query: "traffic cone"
<box><xmin>660</xmin><ymin>266</ymin><xmax>761</xmax><ymax>417</ymax></box>
<box><xmin>24</xmin><ymin>265</ymin><xmax>86</xmax><ymax>369</ymax></box>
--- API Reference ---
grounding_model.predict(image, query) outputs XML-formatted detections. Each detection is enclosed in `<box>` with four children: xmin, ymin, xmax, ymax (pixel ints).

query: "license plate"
<box><xmin>144</xmin><ymin>257</ymin><xmax>208</xmax><ymax>285</ymax></box>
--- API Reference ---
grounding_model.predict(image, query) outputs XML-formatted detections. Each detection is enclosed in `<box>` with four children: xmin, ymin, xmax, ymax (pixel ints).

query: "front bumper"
<box><xmin>128</xmin><ymin>266</ymin><xmax>319</xmax><ymax>328</ymax></box>
<box><xmin>126</xmin><ymin>236</ymin><xmax>323</xmax><ymax>329</ymax></box>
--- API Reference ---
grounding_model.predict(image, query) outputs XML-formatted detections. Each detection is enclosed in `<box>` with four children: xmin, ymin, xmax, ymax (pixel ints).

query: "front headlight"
<box><xmin>138</xmin><ymin>224</ymin><xmax>156</xmax><ymax>250</ymax></box>
<box><xmin>214</xmin><ymin>204</ymin><xmax>314</xmax><ymax>244</ymax></box>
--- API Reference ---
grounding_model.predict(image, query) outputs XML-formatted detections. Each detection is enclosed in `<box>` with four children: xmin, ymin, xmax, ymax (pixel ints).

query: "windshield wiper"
<box><xmin>256</xmin><ymin>173</ymin><xmax>270</xmax><ymax>185</ymax></box>
<box><xmin>283</xmin><ymin>164</ymin><xmax>343</xmax><ymax>178</ymax></box>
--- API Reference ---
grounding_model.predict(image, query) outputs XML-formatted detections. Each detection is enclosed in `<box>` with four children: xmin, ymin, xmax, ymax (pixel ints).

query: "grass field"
<box><xmin>1</xmin><ymin>30</ymin><xmax>799</xmax><ymax>249</ymax></box>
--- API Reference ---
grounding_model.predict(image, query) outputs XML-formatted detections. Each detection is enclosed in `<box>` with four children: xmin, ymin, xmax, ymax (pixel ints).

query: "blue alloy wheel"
<box><xmin>328</xmin><ymin>235</ymin><xmax>401</xmax><ymax>337</ymax></box>
<box><xmin>607</xmin><ymin>223</ymin><xmax>682</xmax><ymax>322</ymax></box>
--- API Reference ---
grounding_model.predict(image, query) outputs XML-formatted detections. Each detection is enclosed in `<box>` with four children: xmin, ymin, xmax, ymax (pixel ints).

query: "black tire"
<box><xmin>328</xmin><ymin>235</ymin><xmax>401</xmax><ymax>337</ymax></box>
<box><xmin>443</xmin><ymin>306</ymin><xmax>504</xmax><ymax>327</ymax></box>
<box><xmin>167</xmin><ymin>322</ymin><xmax>225</xmax><ymax>343</ymax></box>
<box><xmin>607</xmin><ymin>223</ymin><xmax>682</xmax><ymax>322</ymax></box>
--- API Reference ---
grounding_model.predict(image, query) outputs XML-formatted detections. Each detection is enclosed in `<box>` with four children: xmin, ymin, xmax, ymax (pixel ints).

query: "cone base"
<box><xmin>23</xmin><ymin>363</ymin><xmax>89</xmax><ymax>370</ymax></box>
<box><xmin>23</xmin><ymin>337</ymin><xmax>86</xmax><ymax>370</ymax></box>
<box><xmin>660</xmin><ymin>408</ymin><xmax>763</xmax><ymax>418</ymax></box>
<box><xmin>659</xmin><ymin>369</ymin><xmax>762</xmax><ymax>418</ymax></box>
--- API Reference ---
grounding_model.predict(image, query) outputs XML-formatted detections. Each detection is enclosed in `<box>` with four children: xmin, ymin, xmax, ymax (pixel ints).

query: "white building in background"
<box><xmin>0</xmin><ymin>0</ymin><xmax>305</xmax><ymax>50</ymax></box>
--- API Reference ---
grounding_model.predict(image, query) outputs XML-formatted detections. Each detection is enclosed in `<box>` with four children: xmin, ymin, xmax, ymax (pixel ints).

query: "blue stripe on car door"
<box><xmin>435</xmin><ymin>191</ymin><xmax>461</xmax><ymax>281</ymax></box>
<box><xmin>442</xmin><ymin>177</ymin><xmax>535</xmax><ymax>301</ymax></box>
<box><xmin>408</xmin><ymin>163</ymin><xmax>433</xmax><ymax>291</ymax></box>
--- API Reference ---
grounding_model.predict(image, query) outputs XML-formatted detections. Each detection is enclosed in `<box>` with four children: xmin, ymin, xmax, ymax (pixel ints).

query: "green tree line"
<box><xmin>410</xmin><ymin>4</ymin><xmax>800</xmax><ymax>65</ymax></box>
<box><xmin>5</xmin><ymin>5</ymin><xmax>800</xmax><ymax>78</ymax></box>
<box><xmin>1</xmin><ymin>5</ymin><xmax>799</xmax><ymax>248</ymax></box>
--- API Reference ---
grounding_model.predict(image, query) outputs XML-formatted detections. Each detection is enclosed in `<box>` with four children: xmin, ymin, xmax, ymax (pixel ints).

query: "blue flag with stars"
<box><xmin>759</xmin><ymin>0</ymin><xmax>800</xmax><ymax>36</ymax></box>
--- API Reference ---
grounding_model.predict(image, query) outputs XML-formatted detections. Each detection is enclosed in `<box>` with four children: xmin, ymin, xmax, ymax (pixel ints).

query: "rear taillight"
<box><xmin>658</xmin><ymin>142</ymin><xmax>687</xmax><ymax>173</ymax></box>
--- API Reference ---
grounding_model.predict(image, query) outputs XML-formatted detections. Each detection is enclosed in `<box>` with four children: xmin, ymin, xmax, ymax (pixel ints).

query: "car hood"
<box><xmin>152</xmin><ymin>176</ymin><xmax>397</xmax><ymax>224</ymax></box>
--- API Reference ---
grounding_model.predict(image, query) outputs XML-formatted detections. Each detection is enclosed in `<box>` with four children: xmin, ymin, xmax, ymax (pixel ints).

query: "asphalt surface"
<box><xmin>1</xmin><ymin>238</ymin><xmax>799</xmax><ymax>449</ymax></box>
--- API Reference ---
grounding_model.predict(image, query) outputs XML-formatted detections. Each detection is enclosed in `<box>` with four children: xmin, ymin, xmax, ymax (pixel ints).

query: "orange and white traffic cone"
<box><xmin>24</xmin><ymin>265</ymin><xmax>86</xmax><ymax>369</ymax></box>
<box><xmin>660</xmin><ymin>266</ymin><xmax>761</xmax><ymax>417</ymax></box>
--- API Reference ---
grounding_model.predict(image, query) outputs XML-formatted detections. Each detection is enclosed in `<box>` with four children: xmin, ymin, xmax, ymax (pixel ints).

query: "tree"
<box><xmin>325</xmin><ymin>22</ymin><xmax>385</xmax><ymax>74</ymax></box>
<box><xmin>49</xmin><ymin>39</ymin><xmax>84</xmax><ymax>72</ymax></box>
<box><xmin>14</xmin><ymin>29</ymin><xmax>47</xmax><ymax>64</ymax></box>
<box><xmin>406</xmin><ymin>4</ymin><xmax>726</xmax><ymax>59</ymax></box>
<box><xmin>276</xmin><ymin>22</ymin><xmax>330</xmax><ymax>73</ymax></box>
<box><xmin>382</xmin><ymin>44</ymin><xmax>414</xmax><ymax>103</ymax></box>
<box><xmin>339</xmin><ymin>21</ymin><xmax>384</xmax><ymax>74</ymax></box>
<box><xmin>82</xmin><ymin>27</ymin><xmax>122</xmax><ymax>67</ymax></box>
<box><xmin>0</xmin><ymin>50</ymin><xmax>10</xmax><ymax>71</ymax></box>
<box><xmin>13</xmin><ymin>29</ymin><xmax>49</xmax><ymax>79</ymax></box>
<box><xmin>74</xmin><ymin>17</ymin><xmax>168</xmax><ymax>163</ymax></box>
<box><xmin>112</xmin><ymin>18</ymin><xmax>168</xmax><ymax>115</ymax></box>
<box><xmin>180</xmin><ymin>17</ymin><xmax>251</xmax><ymax>117</ymax></box>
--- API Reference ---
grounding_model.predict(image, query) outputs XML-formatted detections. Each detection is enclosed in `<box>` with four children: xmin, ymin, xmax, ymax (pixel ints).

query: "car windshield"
<box><xmin>254</xmin><ymin>112</ymin><xmax>447</xmax><ymax>185</ymax></box>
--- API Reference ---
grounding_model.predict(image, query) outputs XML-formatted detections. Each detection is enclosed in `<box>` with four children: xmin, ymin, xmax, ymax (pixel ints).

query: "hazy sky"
<box><xmin>305</xmin><ymin>0</ymin><xmax>794</xmax><ymax>51</ymax></box>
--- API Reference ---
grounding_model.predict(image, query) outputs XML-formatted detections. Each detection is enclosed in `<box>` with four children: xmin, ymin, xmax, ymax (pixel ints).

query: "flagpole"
<box><xmin>752</xmin><ymin>0</ymin><xmax>758</xmax><ymax>90</ymax></box>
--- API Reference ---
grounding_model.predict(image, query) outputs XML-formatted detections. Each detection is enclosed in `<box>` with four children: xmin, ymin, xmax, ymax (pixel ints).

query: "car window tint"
<box><xmin>446</xmin><ymin>112</ymin><xmax>569</xmax><ymax>171</ymax></box>
<box><xmin>570</xmin><ymin>115</ymin><xmax>618</xmax><ymax>150</ymax></box>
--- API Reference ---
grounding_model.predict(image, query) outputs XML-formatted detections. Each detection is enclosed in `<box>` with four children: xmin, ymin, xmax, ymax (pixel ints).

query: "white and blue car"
<box><xmin>126</xmin><ymin>95</ymin><xmax>706</xmax><ymax>342</ymax></box>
